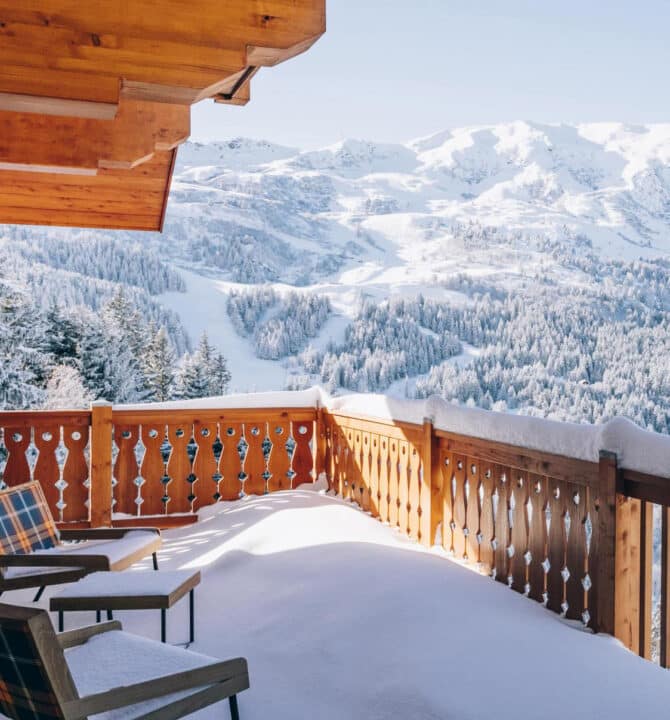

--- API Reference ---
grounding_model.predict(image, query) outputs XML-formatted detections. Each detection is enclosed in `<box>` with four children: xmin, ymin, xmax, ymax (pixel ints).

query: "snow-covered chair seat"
<box><xmin>0</xmin><ymin>481</ymin><xmax>161</xmax><ymax>594</ymax></box>
<box><xmin>0</xmin><ymin>602</ymin><xmax>249</xmax><ymax>720</ymax></box>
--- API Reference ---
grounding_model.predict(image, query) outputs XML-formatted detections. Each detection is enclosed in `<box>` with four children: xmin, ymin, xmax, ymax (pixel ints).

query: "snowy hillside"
<box><xmin>2</xmin><ymin>123</ymin><xmax>670</xmax><ymax>430</ymax></box>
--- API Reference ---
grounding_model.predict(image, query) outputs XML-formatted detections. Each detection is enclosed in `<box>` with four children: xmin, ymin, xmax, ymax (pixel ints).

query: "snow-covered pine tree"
<box><xmin>208</xmin><ymin>351</ymin><xmax>231</xmax><ymax>396</ymax></box>
<box><xmin>144</xmin><ymin>326</ymin><xmax>175</xmax><ymax>401</ymax></box>
<box><xmin>43</xmin><ymin>365</ymin><xmax>93</xmax><ymax>409</ymax></box>
<box><xmin>174</xmin><ymin>353</ymin><xmax>209</xmax><ymax>399</ymax></box>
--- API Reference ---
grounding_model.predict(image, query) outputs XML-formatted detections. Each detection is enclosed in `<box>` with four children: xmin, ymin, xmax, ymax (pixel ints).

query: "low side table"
<box><xmin>50</xmin><ymin>569</ymin><xmax>201</xmax><ymax>644</ymax></box>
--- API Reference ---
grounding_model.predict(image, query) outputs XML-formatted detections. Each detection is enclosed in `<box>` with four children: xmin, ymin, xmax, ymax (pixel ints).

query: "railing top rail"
<box><xmin>620</xmin><ymin>467</ymin><xmax>670</xmax><ymax>506</ymax></box>
<box><xmin>0</xmin><ymin>410</ymin><xmax>91</xmax><ymax>427</ymax></box>
<box><xmin>111</xmin><ymin>406</ymin><xmax>318</xmax><ymax>425</ymax></box>
<box><xmin>435</xmin><ymin>428</ymin><xmax>599</xmax><ymax>487</ymax></box>
<box><xmin>322</xmin><ymin>409</ymin><xmax>425</xmax><ymax>441</ymax></box>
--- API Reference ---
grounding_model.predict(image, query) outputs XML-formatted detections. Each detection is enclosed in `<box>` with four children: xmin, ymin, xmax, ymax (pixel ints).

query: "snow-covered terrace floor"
<box><xmin>6</xmin><ymin>486</ymin><xmax>670</xmax><ymax>719</ymax></box>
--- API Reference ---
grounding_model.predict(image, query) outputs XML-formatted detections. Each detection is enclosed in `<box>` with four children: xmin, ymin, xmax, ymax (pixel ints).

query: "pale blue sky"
<box><xmin>191</xmin><ymin>0</ymin><xmax>670</xmax><ymax>149</ymax></box>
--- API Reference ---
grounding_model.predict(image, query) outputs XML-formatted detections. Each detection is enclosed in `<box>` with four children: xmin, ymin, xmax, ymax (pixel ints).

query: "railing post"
<box><xmin>420</xmin><ymin>417</ymin><xmax>434</xmax><ymax>547</ymax></box>
<box><xmin>596</xmin><ymin>450</ymin><xmax>617</xmax><ymax>636</ymax></box>
<box><xmin>89</xmin><ymin>401</ymin><xmax>113</xmax><ymax>527</ymax></box>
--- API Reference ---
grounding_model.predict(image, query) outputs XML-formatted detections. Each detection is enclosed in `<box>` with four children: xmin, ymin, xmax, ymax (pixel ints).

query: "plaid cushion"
<box><xmin>0</xmin><ymin>482</ymin><xmax>60</xmax><ymax>556</ymax></box>
<box><xmin>0</xmin><ymin>619</ymin><xmax>64</xmax><ymax>719</ymax></box>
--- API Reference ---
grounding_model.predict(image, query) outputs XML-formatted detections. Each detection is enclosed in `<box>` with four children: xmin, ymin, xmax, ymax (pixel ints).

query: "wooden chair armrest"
<box><xmin>58</xmin><ymin>621</ymin><xmax>122</xmax><ymax>649</ymax></box>
<box><xmin>63</xmin><ymin>658</ymin><xmax>249</xmax><ymax>720</ymax></box>
<box><xmin>59</xmin><ymin>527</ymin><xmax>161</xmax><ymax>541</ymax></box>
<box><xmin>0</xmin><ymin>554</ymin><xmax>88</xmax><ymax>568</ymax></box>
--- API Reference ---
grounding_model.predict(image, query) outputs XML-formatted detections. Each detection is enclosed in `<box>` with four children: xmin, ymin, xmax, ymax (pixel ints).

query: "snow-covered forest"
<box><xmin>0</xmin><ymin>238</ymin><xmax>229</xmax><ymax>409</ymax></box>
<box><xmin>227</xmin><ymin>288</ymin><xmax>331</xmax><ymax>359</ymax></box>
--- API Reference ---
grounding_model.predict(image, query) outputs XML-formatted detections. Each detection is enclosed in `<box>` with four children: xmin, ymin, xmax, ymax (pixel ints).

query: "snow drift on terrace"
<box><xmin>8</xmin><ymin>490</ymin><xmax>670</xmax><ymax>720</ymax></box>
<box><xmin>117</xmin><ymin>387</ymin><xmax>670</xmax><ymax>479</ymax></box>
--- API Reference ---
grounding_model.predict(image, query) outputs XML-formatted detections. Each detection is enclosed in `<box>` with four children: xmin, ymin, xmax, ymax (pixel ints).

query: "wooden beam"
<box><xmin>0</xmin><ymin>91</ymin><xmax>117</xmax><ymax>119</ymax></box>
<box><xmin>0</xmin><ymin>99</ymin><xmax>189</xmax><ymax>174</ymax></box>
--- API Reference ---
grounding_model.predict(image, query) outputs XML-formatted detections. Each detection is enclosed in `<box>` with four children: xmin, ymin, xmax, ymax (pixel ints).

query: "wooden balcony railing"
<box><xmin>0</xmin><ymin>396</ymin><xmax>668</xmax><ymax>667</ymax></box>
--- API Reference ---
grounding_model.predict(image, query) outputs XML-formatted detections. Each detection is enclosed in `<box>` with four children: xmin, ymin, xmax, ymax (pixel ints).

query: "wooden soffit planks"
<box><xmin>0</xmin><ymin>150</ymin><xmax>177</xmax><ymax>231</ymax></box>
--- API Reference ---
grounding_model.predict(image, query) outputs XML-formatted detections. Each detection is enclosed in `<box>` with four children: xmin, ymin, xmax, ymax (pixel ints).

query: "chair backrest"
<box><xmin>0</xmin><ymin>481</ymin><xmax>60</xmax><ymax>557</ymax></box>
<box><xmin>0</xmin><ymin>603</ymin><xmax>79</xmax><ymax>720</ymax></box>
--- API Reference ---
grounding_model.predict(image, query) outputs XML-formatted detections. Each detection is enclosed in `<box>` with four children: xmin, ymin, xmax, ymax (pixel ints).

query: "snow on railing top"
<box><xmin>117</xmin><ymin>386</ymin><xmax>670</xmax><ymax>479</ymax></box>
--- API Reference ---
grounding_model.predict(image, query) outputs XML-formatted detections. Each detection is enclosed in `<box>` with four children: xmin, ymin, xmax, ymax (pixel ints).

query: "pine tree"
<box><xmin>144</xmin><ymin>327</ymin><xmax>175</xmax><ymax>401</ymax></box>
<box><xmin>208</xmin><ymin>351</ymin><xmax>231</xmax><ymax>395</ymax></box>
<box><xmin>44</xmin><ymin>366</ymin><xmax>93</xmax><ymax>409</ymax></box>
<box><xmin>174</xmin><ymin>353</ymin><xmax>209</xmax><ymax>399</ymax></box>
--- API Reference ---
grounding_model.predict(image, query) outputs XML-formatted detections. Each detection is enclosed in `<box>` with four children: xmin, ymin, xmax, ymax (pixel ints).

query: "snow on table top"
<box><xmin>118</xmin><ymin>386</ymin><xmax>670</xmax><ymax>479</ymax></box>
<box><xmin>6</xmin><ymin>488</ymin><xmax>670</xmax><ymax>720</ymax></box>
<box><xmin>53</xmin><ymin>569</ymin><xmax>198</xmax><ymax>599</ymax></box>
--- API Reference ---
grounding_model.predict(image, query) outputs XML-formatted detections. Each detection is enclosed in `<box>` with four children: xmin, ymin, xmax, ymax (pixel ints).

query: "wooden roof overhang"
<box><xmin>0</xmin><ymin>1</ymin><xmax>325</xmax><ymax>230</ymax></box>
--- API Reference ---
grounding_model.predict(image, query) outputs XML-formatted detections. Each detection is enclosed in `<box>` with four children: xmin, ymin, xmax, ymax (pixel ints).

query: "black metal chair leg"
<box><xmin>107</xmin><ymin>609</ymin><xmax>113</xmax><ymax>620</ymax></box>
<box><xmin>32</xmin><ymin>586</ymin><xmax>45</xmax><ymax>602</ymax></box>
<box><xmin>96</xmin><ymin>610</ymin><xmax>101</xmax><ymax>623</ymax></box>
<box><xmin>152</xmin><ymin>552</ymin><xmax>159</xmax><ymax>570</ymax></box>
<box><xmin>58</xmin><ymin>611</ymin><xmax>64</xmax><ymax>632</ymax></box>
<box><xmin>161</xmin><ymin>608</ymin><xmax>166</xmax><ymax>643</ymax></box>
<box><xmin>229</xmin><ymin>695</ymin><xmax>240</xmax><ymax>720</ymax></box>
<box><xmin>189</xmin><ymin>588</ymin><xmax>195</xmax><ymax>643</ymax></box>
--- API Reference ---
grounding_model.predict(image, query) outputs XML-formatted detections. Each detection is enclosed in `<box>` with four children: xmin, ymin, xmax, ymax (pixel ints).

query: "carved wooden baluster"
<box><xmin>219</xmin><ymin>424</ymin><xmax>243</xmax><ymax>500</ymax></box>
<box><xmin>3</xmin><ymin>427</ymin><xmax>31</xmax><ymax>486</ymax></box>
<box><xmin>292</xmin><ymin>420</ymin><xmax>314</xmax><ymax>488</ymax></box>
<box><xmin>378</xmin><ymin>437</ymin><xmax>390</xmax><ymax>523</ymax></box>
<box><xmin>360</xmin><ymin>431</ymin><xmax>372</xmax><ymax>512</ymax></box>
<box><xmin>268</xmin><ymin>421</ymin><xmax>292</xmax><ymax>492</ymax></box>
<box><xmin>466</xmin><ymin>460</ymin><xmax>480</xmax><ymax>563</ymax></box>
<box><xmin>478</xmin><ymin>466</ymin><xmax>495</xmax><ymax>575</ymax></box>
<box><xmin>510</xmin><ymin>474</ymin><xmax>529</xmax><ymax>594</ymax></box>
<box><xmin>581</xmin><ymin>485</ymin><xmax>595</xmax><ymax>627</ymax></box>
<box><xmin>502</xmin><ymin>467</ymin><xmax>516</xmax><ymax>586</ymax></box>
<box><xmin>113</xmin><ymin>425</ymin><xmax>140</xmax><ymax>516</ymax></box>
<box><xmin>332</xmin><ymin>426</ymin><xmax>343</xmax><ymax>496</ymax></box>
<box><xmin>346</xmin><ymin>430</ymin><xmax>357</xmax><ymax>502</ymax></box>
<box><xmin>397</xmin><ymin>441</ymin><xmax>410</xmax><ymax>534</ymax></box>
<box><xmin>33</xmin><ymin>426</ymin><xmax>60</xmax><ymax>518</ymax></box>
<box><xmin>324</xmin><ymin>420</ymin><xmax>334</xmax><ymax>491</ymax></box>
<box><xmin>368</xmin><ymin>433</ymin><xmax>381</xmax><ymax>518</ymax></box>
<box><xmin>61</xmin><ymin>425</ymin><xmax>89</xmax><ymax>523</ymax></box>
<box><xmin>566</xmin><ymin>482</ymin><xmax>587</xmax><ymax>622</ymax></box>
<box><xmin>408</xmin><ymin>444</ymin><xmax>421</xmax><ymax>541</ymax></box>
<box><xmin>387</xmin><ymin>439</ymin><xmax>400</xmax><ymax>528</ymax></box>
<box><xmin>241</xmin><ymin>423</ymin><xmax>265</xmax><ymax>496</ymax></box>
<box><xmin>493</xmin><ymin>465</ymin><xmax>509</xmax><ymax>582</ymax></box>
<box><xmin>192</xmin><ymin>421</ymin><xmax>219</xmax><ymax>510</ymax></box>
<box><xmin>352</xmin><ymin>430</ymin><xmax>364</xmax><ymax>507</ymax></box>
<box><xmin>452</xmin><ymin>455</ymin><xmax>467</xmax><ymax>560</ymax></box>
<box><xmin>140</xmin><ymin>424</ymin><xmax>167</xmax><ymax>516</ymax></box>
<box><xmin>440</xmin><ymin>451</ymin><xmax>454</xmax><ymax>554</ymax></box>
<box><xmin>546</xmin><ymin>480</ymin><xmax>566</xmax><ymax>614</ymax></box>
<box><xmin>527</xmin><ymin>474</ymin><xmax>548</xmax><ymax>603</ymax></box>
<box><xmin>165</xmin><ymin>423</ymin><xmax>192</xmax><ymax>513</ymax></box>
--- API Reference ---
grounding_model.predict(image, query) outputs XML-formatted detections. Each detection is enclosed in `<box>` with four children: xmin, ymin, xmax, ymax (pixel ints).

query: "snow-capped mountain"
<box><xmin>164</xmin><ymin>122</ymin><xmax>670</xmax><ymax>290</ymax></box>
